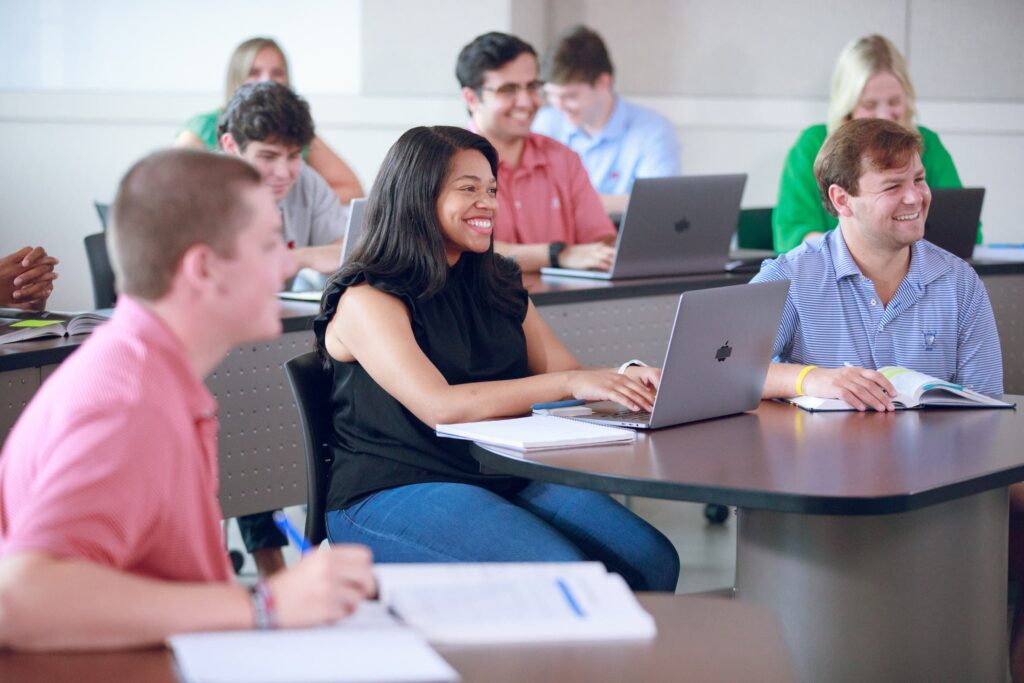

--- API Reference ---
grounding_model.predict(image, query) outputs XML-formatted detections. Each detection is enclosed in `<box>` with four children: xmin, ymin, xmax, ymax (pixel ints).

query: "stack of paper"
<box><xmin>169</xmin><ymin>603</ymin><xmax>458</xmax><ymax>683</ymax></box>
<box><xmin>436</xmin><ymin>415</ymin><xmax>635</xmax><ymax>451</ymax></box>
<box><xmin>376</xmin><ymin>562</ymin><xmax>657</xmax><ymax>644</ymax></box>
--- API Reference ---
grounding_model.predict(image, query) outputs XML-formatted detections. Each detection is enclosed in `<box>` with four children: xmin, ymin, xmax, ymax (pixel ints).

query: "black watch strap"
<box><xmin>549</xmin><ymin>241</ymin><xmax>567</xmax><ymax>268</ymax></box>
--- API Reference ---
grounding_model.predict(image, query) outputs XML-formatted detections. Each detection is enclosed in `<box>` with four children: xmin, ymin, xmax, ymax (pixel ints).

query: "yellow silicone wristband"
<box><xmin>795</xmin><ymin>365</ymin><xmax>817</xmax><ymax>396</ymax></box>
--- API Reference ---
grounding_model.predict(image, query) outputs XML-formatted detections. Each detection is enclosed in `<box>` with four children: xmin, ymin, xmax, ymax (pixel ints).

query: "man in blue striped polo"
<box><xmin>753</xmin><ymin>117</ymin><xmax>1002</xmax><ymax>409</ymax></box>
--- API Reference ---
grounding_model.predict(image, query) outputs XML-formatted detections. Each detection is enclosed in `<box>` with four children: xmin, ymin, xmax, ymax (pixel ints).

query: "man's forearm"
<box><xmin>762</xmin><ymin>362</ymin><xmax>806</xmax><ymax>399</ymax></box>
<box><xmin>293</xmin><ymin>244</ymin><xmax>343</xmax><ymax>274</ymax></box>
<box><xmin>493</xmin><ymin>241</ymin><xmax>549</xmax><ymax>273</ymax></box>
<box><xmin>0</xmin><ymin>552</ymin><xmax>251</xmax><ymax>651</ymax></box>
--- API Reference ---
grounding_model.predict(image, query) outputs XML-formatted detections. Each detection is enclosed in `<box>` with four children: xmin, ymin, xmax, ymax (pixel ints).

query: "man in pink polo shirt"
<box><xmin>457</xmin><ymin>32</ymin><xmax>617</xmax><ymax>273</ymax></box>
<box><xmin>0</xmin><ymin>150</ymin><xmax>374</xmax><ymax>650</ymax></box>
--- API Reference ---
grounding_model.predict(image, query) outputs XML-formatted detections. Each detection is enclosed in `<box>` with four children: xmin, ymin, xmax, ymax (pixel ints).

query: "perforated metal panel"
<box><xmin>209</xmin><ymin>331</ymin><xmax>314</xmax><ymax>518</ymax></box>
<box><xmin>538</xmin><ymin>294</ymin><xmax>680</xmax><ymax>367</ymax></box>
<box><xmin>981</xmin><ymin>273</ymin><xmax>1024</xmax><ymax>394</ymax></box>
<box><xmin>0</xmin><ymin>367</ymin><xmax>40</xmax><ymax>441</ymax></box>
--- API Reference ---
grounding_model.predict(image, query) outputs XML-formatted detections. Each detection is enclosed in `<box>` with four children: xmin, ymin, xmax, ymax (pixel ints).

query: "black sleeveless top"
<box><xmin>313</xmin><ymin>256</ymin><xmax>531</xmax><ymax>511</ymax></box>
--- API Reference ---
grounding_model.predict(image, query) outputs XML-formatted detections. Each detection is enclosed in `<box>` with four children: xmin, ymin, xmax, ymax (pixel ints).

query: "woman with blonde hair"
<box><xmin>773</xmin><ymin>34</ymin><xmax>968</xmax><ymax>252</ymax></box>
<box><xmin>175</xmin><ymin>37</ymin><xmax>363</xmax><ymax>203</ymax></box>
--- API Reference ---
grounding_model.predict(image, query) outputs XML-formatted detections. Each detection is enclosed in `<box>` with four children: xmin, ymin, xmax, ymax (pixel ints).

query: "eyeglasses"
<box><xmin>480</xmin><ymin>80</ymin><xmax>545</xmax><ymax>100</ymax></box>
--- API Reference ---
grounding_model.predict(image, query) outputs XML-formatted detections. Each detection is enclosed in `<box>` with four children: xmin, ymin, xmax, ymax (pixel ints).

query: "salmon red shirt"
<box><xmin>0</xmin><ymin>296</ymin><xmax>231</xmax><ymax>582</ymax></box>
<box><xmin>469</xmin><ymin>125</ymin><xmax>615</xmax><ymax>246</ymax></box>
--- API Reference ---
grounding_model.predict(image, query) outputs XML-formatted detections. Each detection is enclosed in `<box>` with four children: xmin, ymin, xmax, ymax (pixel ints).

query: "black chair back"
<box><xmin>283</xmin><ymin>352</ymin><xmax>335</xmax><ymax>545</ymax></box>
<box><xmin>94</xmin><ymin>201</ymin><xmax>110</xmax><ymax>231</ymax></box>
<box><xmin>83</xmin><ymin>232</ymin><xmax>117</xmax><ymax>309</ymax></box>
<box><xmin>736</xmin><ymin>207</ymin><xmax>775</xmax><ymax>251</ymax></box>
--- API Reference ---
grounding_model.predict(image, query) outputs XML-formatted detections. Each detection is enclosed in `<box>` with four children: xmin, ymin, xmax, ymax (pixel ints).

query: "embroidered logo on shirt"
<box><xmin>923</xmin><ymin>330</ymin><xmax>937</xmax><ymax>351</ymax></box>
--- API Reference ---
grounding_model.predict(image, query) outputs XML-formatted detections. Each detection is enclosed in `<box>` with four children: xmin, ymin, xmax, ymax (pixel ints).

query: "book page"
<box><xmin>436</xmin><ymin>415</ymin><xmax>635</xmax><ymax>450</ymax></box>
<box><xmin>169</xmin><ymin>603</ymin><xmax>457</xmax><ymax>683</ymax></box>
<box><xmin>383</xmin><ymin>571</ymin><xmax>655</xmax><ymax>644</ymax></box>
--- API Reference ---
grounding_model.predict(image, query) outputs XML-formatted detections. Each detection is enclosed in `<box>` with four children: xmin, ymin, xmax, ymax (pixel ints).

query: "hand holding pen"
<box><xmin>263</xmin><ymin>511</ymin><xmax>376</xmax><ymax>626</ymax></box>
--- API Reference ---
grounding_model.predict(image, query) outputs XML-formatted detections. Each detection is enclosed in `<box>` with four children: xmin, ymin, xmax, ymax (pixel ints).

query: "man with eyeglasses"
<box><xmin>456</xmin><ymin>32</ymin><xmax>616</xmax><ymax>273</ymax></box>
<box><xmin>533</xmin><ymin>25</ymin><xmax>681</xmax><ymax>215</ymax></box>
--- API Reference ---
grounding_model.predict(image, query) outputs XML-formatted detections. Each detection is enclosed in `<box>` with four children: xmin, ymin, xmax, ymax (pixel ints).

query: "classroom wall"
<box><xmin>0</xmin><ymin>0</ymin><xmax>1021</xmax><ymax>312</ymax></box>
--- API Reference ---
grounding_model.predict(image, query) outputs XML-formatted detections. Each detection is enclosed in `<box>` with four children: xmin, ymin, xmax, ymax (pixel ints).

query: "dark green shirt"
<box><xmin>772</xmin><ymin>123</ymin><xmax>974</xmax><ymax>252</ymax></box>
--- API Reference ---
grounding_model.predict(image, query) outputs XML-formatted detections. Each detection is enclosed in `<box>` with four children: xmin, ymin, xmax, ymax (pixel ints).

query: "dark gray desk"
<box><xmin>2</xmin><ymin>262</ymin><xmax>1023</xmax><ymax>518</ymax></box>
<box><xmin>0</xmin><ymin>594</ymin><xmax>795</xmax><ymax>683</ymax></box>
<box><xmin>471</xmin><ymin>400</ymin><xmax>1024</xmax><ymax>683</ymax></box>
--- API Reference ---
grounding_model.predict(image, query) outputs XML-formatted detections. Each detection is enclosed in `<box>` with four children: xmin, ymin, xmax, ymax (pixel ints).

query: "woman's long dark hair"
<box><xmin>316</xmin><ymin>126</ymin><xmax>524</xmax><ymax>362</ymax></box>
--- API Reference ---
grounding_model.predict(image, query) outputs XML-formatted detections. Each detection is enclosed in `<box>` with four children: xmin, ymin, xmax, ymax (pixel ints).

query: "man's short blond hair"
<box><xmin>108</xmin><ymin>149</ymin><xmax>261</xmax><ymax>300</ymax></box>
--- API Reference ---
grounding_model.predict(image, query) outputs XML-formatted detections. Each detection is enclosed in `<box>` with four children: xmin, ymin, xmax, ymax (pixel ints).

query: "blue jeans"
<box><xmin>326</xmin><ymin>481</ymin><xmax>680</xmax><ymax>592</ymax></box>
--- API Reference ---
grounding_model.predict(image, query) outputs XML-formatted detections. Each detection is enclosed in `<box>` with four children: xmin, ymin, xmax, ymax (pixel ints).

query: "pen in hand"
<box><xmin>272</xmin><ymin>510</ymin><xmax>313</xmax><ymax>554</ymax></box>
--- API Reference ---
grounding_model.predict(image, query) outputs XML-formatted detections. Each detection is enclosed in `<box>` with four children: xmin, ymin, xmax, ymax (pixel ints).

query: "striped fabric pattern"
<box><xmin>751</xmin><ymin>228</ymin><xmax>1004</xmax><ymax>396</ymax></box>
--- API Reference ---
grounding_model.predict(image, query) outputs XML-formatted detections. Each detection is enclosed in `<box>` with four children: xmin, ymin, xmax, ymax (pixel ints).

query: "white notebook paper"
<box><xmin>169</xmin><ymin>602</ymin><xmax>458</xmax><ymax>683</ymax></box>
<box><xmin>375</xmin><ymin>562</ymin><xmax>656</xmax><ymax>645</ymax></box>
<box><xmin>436</xmin><ymin>415</ymin><xmax>635</xmax><ymax>451</ymax></box>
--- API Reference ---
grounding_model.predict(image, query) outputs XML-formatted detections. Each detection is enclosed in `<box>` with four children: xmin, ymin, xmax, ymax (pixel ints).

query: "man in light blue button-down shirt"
<box><xmin>753</xmin><ymin>118</ymin><xmax>1002</xmax><ymax>408</ymax></box>
<box><xmin>533</xmin><ymin>26</ymin><xmax>681</xmax><ymax>215</ymax></box>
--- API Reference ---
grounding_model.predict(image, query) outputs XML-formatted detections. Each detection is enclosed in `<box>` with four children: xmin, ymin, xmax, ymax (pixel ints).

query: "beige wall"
<box><xmin>1</xmin><ymin>0</ymin><xmax>1021</xmax><ymax>312</ymax></box>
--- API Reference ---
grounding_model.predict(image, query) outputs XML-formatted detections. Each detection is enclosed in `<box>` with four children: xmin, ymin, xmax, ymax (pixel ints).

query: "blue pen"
<box><xmin>272</xmin><ymin>511</ymin><xmax>313</xmax><ymax>554</ymax></box>
<box><xmin>531</xmin><ymin>399</ymin><xmax>586</xmax><ymax>411</ymax></box>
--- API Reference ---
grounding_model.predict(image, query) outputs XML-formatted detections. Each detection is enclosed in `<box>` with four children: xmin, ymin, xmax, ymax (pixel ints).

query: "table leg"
<box><xmin>735</xmin><ymin>489</ymin><xmax>1008</xmax><ymax>683</ymax></box>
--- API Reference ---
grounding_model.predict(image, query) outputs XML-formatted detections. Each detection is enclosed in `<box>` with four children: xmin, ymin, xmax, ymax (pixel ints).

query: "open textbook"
<box><xmin>787</xmin><ymin>366</ymin><xmax>1014</xmax><ymax>412</ymax></box>
<box><xmin>375</xmin><ymin>562</ymin><xmax>656</xmax><ymax>645</ymax></box>
<box><xmin>436</xmin><ymin>414</ymin><xmax>635</xmax><ymax>451</ymax></box>
<box><xmin>0</xmin><ymin>309</ymin><xmax>110</xmax><ymax>344</ymax></box>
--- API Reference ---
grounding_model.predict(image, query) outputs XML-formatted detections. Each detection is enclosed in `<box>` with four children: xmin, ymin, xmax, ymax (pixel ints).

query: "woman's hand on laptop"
<box><xmin>804</xmin><ymin>366</ymin><xmax>897</xmax><ymax>412</ymax></box>
<box><xmin>622</xmin><ymin>364</ymin><xmax>661</xmax><ymax>391</ymax></box>
<box><xmin>560</xmin><ymin>241</ymin><xmax>616</xmax><ymax>271</ymax></box>
<box><xmin>564</xmin><ymin>369</ymin><xmax>657</xmax><ymax>412</ymax></box>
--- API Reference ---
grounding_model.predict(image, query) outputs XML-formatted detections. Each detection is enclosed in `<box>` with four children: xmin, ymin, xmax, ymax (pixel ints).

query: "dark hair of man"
<box><xmin>814</xmin><ymin>117</ymin><xmax>923</xmax><ymax>218</ymax></box>
<box><xmin>217</xmin><ymin>80</ymin><xmax>315</xmax><ymax>151</ymax></box>
<box><xmin>456</xmin><ymin>32</ymin><xmax>538</xmax><ymax>91</ymax></box>
<box><xmin>317</xmin><ymin>126</ymin><xmax>523</xmax><ymax>365</ymax></box>
<box><xmin>109</xmin><ymin>149</ymin><xmax>261</xmax><ymax>300</ymax></box>
<box><xmin>542</xmin><ymin>25</ymin><xmax>614</xmax><ymax>85</ymax></box>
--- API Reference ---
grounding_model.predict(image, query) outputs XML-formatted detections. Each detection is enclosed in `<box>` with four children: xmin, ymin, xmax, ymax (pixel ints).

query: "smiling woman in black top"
<box><xmin>313</xmin><ymin>126</ymin><xmax>679</xmax><ymax>591</ymax></box>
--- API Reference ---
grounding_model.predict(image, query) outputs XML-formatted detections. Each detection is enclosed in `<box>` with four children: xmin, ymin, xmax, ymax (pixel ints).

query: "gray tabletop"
<box><xmin>472</xmin><ymin>398</ymin><xmax>1024</xmax><ymax>515</ymax></box>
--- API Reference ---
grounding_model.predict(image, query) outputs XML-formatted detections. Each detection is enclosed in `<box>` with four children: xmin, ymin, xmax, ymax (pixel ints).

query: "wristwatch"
<box><xmin>549</xmin><ymin>241</ymin><xmax>567</xmax><ymax>268</ymax></box>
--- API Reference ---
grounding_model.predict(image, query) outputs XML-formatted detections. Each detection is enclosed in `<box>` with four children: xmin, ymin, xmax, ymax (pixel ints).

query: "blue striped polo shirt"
<box><xmin>751</xmin><ymin>227</ymin><xmax>1003</xmax><ymax>396</ymax></box>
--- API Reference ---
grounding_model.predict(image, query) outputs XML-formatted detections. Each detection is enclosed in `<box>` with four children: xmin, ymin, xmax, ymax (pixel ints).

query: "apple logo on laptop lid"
<box><xmin>715</xmin><ymin>341</ymin><xmax>732</xmax><ymax>362</ymax></box>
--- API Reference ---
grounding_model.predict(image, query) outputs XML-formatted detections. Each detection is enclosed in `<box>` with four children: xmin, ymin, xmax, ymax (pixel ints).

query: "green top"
<box><xmin>178</xmin><ymin>108</ymin><xmax>310</xmax><ymax>160</ymax></box>
<box><xmin>772</xmin><ymin>123</ymin><xmax>975</xmax><ymax>252</ymax></box>
<box><xmin>179</xmin><ymin>109</ymin><xmax>223</xmax><ymax>151</ymax></box>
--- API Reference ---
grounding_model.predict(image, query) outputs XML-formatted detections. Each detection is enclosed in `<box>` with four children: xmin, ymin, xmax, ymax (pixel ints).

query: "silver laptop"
<box><xmin>924</xmin><ymin>188</ymin><xmax>984</xmax><ymax>260</ymax></box>
<box><xmin>540</xmin><ymin>174</ymin><xmax>747</xmax><ymax>280</ymax></box>
<box><xmin>340</xmin><ymin>197</ymin><xmax>368</xmax><ymax>266</ymax></box>
<box><xmin>571</xmin><ymin>280</ymin><xmax>789</xmax><ymax>429</ymax></box>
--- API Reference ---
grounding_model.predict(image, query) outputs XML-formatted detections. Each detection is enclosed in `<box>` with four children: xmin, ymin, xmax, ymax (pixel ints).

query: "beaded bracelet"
<box><xmin>249</xmin><ymin>579</ymin><xmax>278</xmax><ymax>630</ymax></box>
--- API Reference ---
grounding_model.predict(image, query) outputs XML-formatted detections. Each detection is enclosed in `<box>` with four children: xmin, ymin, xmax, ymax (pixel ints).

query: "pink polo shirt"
<box><xmin>473</xmin><ymin>128</ymin><xmax>615</xmax><ymax>245</ymax></box>
<box><xmin>0</xmin><ymin>296</ymin><xmax>231</xmax><ymax>583</ymax></box>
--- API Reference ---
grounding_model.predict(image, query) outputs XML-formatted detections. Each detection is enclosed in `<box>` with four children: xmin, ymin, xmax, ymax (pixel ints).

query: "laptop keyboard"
<box><xmin>604</xmin><ymin>409</ymin><xmax>652</xmax><ymax>421</ymax></box>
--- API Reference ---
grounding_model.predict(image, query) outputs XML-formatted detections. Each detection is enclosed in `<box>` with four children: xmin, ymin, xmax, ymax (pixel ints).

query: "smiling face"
<box><xmin>246</xmin><ymin>47</ymin><xmax>288</xmax><ymax>85</ymax></box>
<box><xmin>212</xmin><ymin>185</ymin><xmax>296</xmax><ymax>343</ymax></box>
<box><xmin>852</xmin><ymin>71</ymin><xmax>909</xmax><ymax>126</ymax></box>
<box><xmin>543</xmin><ymin>73</ymin><xmax>612</xmax><ymax>131</ymax></box>
<box><xmin>435</xmin><ymin>149</ymin><xmax>498</xmax><ymax>264</ymax></box>
<box><xmin>463</xmin><ymin>51</ymin><xmax>542</xmax><ymax>144</ymax></box>
<box><xmin>837</xmin><ymin>152</ymin><xmax>931</xmax><ymax>252</ymax></box>
<box><xmin>225</xmin><ymin>138</ymin><xmax>302</xmax><ymax>202</ymax></box>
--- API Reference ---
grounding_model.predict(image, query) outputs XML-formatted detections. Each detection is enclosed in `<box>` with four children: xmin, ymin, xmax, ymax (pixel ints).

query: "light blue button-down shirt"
<box><xmin>532</xmin><ymin>97</ymin><xmax>681</xmax><ymax>195</ymax></box>
<box><xmin>751</xmin><ymin>228</ymin><xmax>1003</xmax><ymax>396</ymax></box>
